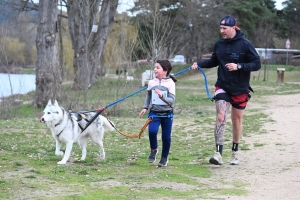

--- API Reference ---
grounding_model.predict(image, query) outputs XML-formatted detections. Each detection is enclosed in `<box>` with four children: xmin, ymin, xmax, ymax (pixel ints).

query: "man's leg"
<box><xmin>231</xmin><ymin>107</ymin><xmax>244</xmax><ymax>143</ymax></box>
<box><xmin>230</xmin><ymin>107</ymin><xmax>244</xmax><ymax>165</ymax></box>
<box><xmin>215</xmin><ymin>100</ymin><xmax>230</xmax><ymax>153</ymax></box>
<box><xmin>209</xmin><ymin>100</ymin><xmax>230</xmax><ymax>165</ymax></box>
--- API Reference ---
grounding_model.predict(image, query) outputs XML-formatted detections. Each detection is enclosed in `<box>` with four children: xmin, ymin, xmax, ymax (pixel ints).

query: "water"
<box><xmin>0</xmin><ymin>73</ymin><xmax>36</xmax><ymax>98</ymax></box>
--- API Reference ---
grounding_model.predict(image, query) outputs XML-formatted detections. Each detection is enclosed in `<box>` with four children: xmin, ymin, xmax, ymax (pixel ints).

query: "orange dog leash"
<box><xmin>106</xmin><ymin>117</ymin><xmax>152</xmax><ymax>139</ymax></box>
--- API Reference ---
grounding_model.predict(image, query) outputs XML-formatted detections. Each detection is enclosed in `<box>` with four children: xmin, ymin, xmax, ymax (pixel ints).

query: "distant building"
<box><xmin>255</xmin><ymin>48</ymin><xmax>300</xmax><ymax>65</ymax></box>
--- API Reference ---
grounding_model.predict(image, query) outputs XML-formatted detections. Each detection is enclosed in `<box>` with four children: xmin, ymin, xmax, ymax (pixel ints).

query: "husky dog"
<box><xmin>40</xmin><ymin>100</ymin><xmax>114</xmax><ymax>165</ymax></box>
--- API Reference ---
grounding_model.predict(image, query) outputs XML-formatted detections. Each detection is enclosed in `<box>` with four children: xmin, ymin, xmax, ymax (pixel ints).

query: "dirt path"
<box><xmin>205</xmin><ymin>93</ymin><xmax>300</xmax><ymax>199</ymax></box>
<box><xmin>242</xmin><ymin>93</ymin><xmax>300</xmax><ymax>199</ymax></box>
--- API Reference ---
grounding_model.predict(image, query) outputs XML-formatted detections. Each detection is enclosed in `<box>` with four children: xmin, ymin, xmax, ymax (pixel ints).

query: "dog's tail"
<box><xmin>102</xmin><ymin>116</ymin><xmax>115</xmax><ymax>132</ymax></box>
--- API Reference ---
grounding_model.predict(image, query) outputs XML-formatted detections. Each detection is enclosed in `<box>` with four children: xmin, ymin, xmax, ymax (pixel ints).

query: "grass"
<box><xmin>20</xmin><ymin>68</ymin><xmax>35</xmax><ymax>74</ymax></box>
<box><xmin>0</xmin><ymin>64</ymin><xmax>300</xmax><ymax>199</ymax></box>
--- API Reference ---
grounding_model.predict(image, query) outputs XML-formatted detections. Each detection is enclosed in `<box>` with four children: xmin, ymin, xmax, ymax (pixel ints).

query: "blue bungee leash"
<box><xmin>105</xmin><ymin>66</ymin><xmax>193</xmax><ymax>108</ymax></box>
<box><xmin>82</xmin><ymin>65</ymin><xmax>213</xmax><ymax>131</ymax></box>
<box><xmin>197</xmin><ymin>66</ymin><xmax>213</xmax><ymax>101</ymax></box>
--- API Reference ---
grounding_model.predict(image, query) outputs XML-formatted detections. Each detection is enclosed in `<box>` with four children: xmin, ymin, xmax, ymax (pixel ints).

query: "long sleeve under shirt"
<box><xmin>143</xmin><ymin>76</ymin><xmax>175</xmax><ymax>114</ymax></box>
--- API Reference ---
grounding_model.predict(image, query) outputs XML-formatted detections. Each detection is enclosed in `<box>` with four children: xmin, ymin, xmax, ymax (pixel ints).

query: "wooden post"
<box><xmin>276</xmin><ymin>68</ymin><xmax>285</xmax><ymax>83</ymax></box>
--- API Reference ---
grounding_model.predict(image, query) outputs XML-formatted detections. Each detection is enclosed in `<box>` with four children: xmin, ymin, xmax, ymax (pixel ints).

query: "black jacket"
<box><xmin>197</xmin><ymin>30</ymin><xmax>261</xmax><ymax>95</ymax></box>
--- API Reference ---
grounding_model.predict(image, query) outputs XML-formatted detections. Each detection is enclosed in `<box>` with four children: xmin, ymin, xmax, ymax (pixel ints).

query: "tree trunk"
<box><xmin>34</xmin><ymin>0</ymin><xmax>61</xmax><ymax>108</ymax></box>
<box><xmin>67</xmin><ymin>0</ymin><xmax>118</xmax><ymax>90</ymax></box>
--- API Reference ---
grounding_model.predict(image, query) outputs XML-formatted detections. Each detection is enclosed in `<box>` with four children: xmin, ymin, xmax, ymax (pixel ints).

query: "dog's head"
<box><xmin>40</xmin><ymin>100</ymin><xmax>62</xmax><ymax>124</ymax></box>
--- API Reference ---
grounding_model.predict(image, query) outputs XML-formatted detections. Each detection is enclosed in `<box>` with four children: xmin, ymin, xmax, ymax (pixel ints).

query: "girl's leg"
<box><xmin>160</xmin><ymin>116</ymin><xmax>173</xmax><ymax>158</ymax></box>
<box><xmin>148</xmin><ymin>118</ymin><xmax>161</xmax><ymax>150</ymax></box>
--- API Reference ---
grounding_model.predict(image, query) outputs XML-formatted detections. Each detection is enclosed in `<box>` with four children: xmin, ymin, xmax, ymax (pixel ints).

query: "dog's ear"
<box><xmin>48</xmin><ymin>99</ymin><xmax>52</xmax><ymax>105</ymax></box>
<box><xmin>54</xmin><ymin>100</ymin><xmax>59</xmax><ymax>106</ymax></box>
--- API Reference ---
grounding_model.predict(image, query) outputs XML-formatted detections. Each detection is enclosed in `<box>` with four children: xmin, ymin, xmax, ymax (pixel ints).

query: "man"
<box><xmin>191</xmin><ymin>15</ymin><xmax>261</xmax><ymax>165</ymax></box>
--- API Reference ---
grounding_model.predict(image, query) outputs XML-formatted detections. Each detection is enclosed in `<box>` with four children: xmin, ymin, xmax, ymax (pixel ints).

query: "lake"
<box><xmin>0</xmin><ymin>73</ymin><xmax>36</xmax><ymax>98</ymax></box>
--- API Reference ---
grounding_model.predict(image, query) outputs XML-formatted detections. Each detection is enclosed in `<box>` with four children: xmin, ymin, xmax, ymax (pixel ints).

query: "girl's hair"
<box><xmin>156</xmin><ymin>59</ymin><xmax>177</xmax><ymax>82</ymax></box>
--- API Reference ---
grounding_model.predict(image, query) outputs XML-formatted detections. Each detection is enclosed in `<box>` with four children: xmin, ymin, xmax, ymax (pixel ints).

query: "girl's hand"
<box><xmin>155</xmin><ymin>89</ymin><xmax>162</xmax><ymax>98</ymax></box>
<box><xmin>139</xmin><ymin>109</ymin><xmax>147</xmax><ymax>118</ymax></box>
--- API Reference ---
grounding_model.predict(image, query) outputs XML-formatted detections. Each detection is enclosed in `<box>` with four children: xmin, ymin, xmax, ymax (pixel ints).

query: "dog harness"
<box><xmin>69</xmin><ymin>110</ymin><xmax>149</xmax><ymax>139</ymax></box>
<box><xmin>55</xmin><ymin>108</ymin><xmax>66</xmax><ymax>137</ymax></box>
<box><xmin>74</xmin><ymin>112</ymin><xmax>89</xmax><ymax>131</ymax></box>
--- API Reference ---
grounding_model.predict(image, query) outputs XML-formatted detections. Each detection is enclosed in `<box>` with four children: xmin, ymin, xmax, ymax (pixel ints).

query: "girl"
<box><xmin>139</xmin><ymin>59</ymin><xmax>177</xmax><ymax>167</ymax></box>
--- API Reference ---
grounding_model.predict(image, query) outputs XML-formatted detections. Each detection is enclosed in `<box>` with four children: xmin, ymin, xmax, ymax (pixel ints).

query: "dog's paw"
<box><xmin>57</xmin><ymin>160</ymin><xmax>67</xmax><ymax>165</ymax></box>
<box><xmin>55</xmin><ymin>151</ymin><xmax>64</xmax><ymax>157</ymax></box>
<box><xmin>99</xmin><ymin>155</ymin><xmax>105</xmax><ymax>160</ymax></box>
<box><xmin>80</xmin><ymin>157</ymin><xmax>87</xmax><ymax>161</ymax></box>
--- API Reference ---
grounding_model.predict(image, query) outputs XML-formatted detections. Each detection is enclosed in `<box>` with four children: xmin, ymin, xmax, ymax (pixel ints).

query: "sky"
<box><xmin>32</xmin><ymin>0</ymin><xmax>286</xmax><ymax>12</ymax></box>
<box><xmin>118</xmin><ymin>0</ymin><xmax>286</xmax><ymax>13</ymax></box>
<box><xmin>118</xmin><ymin>0</ymin><xmax>135</xmax><ymax>13</ymax></box>
<box><xmin>275</xmin><ymin>0</ymin><xmax>285</xmax><ymax>10</ymax></box>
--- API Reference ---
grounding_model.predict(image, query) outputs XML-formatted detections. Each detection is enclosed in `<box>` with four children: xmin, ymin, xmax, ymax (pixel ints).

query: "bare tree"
<box><xmin>254</xmin><ymin>17</ymin><xmax>276</xmax><ymax>81</ymax></box>
<box><xmin>34</xmin><ymin>0</ymin><xmax>61</xmax><ymax>108</ymax></box>
<box><xmin>102</xmin><ymin>13</ymin><xmax>138</xmax><ymax>115</ymax></box>
<box><xmin>66</xmin><ymin>0</ymin><xmax>119</xmax><ymax>93</ymax></box>
<box><xmin>184</xmin><ymin>0</ymin><xmax>227</xmax><ymax>61</ymax></box>
<box><xmin>134</xmin><ymin>0</ymin><xmax>181</xmax><ymax>64</ymax></box>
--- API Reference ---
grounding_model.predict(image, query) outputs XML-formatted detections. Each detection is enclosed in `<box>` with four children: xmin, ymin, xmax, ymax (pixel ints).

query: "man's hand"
<box><xmin>191</xmin><ymin>62</ymin><xmax>198</xmax><ymax>70</ymax></box>
<box><xmin>225</xmin><ymin>63</ymin><xmax>238</xmax><ymax>71</ymax></box>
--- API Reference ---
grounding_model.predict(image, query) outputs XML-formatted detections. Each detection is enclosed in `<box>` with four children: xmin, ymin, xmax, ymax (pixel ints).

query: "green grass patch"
<box><xmin>253</xmin><ymin>143</ymin><xmax>265</xmax><ymax>147</ymax></box>
<box><xmin>21</xmin><ymin>68</ymin><xmax>35</xmax><ymax>74</ymax></box>
<box><xmin>0</xmin><ymin>64</ymin><xmax>299</xmax><ymax>199</ymax></box>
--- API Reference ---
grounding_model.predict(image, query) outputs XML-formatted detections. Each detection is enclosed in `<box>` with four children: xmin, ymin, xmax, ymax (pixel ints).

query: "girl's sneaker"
<box><xmin>148</xmin><ymin>150</ymin><xmax>158</xmax><ymax>163</ymax></box>
<box><xmin>158</xmin><ymin>157</ymin><xmax>168</xmax><ymax>167</ymax></box>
